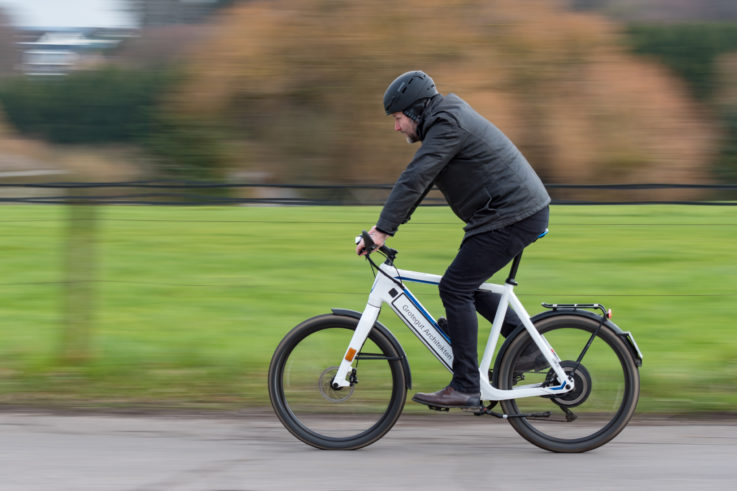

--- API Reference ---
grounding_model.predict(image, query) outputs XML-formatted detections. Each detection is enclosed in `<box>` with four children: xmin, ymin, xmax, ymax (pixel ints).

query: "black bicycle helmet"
<box><xmin>383</xmin><ymin>70</ymin><xmax>438</xmax><ymax>121</ymax></box>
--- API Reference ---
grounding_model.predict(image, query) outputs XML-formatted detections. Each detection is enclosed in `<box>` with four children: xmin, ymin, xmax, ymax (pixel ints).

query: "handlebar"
<box><xmin>357</xmin><ymin>230</ymin><xmax>398</xmax><ymax>259</ymax></box>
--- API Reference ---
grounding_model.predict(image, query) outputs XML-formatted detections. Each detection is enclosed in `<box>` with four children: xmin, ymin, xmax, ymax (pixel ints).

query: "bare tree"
<box><xmin>0</xmin><ymin>10</ymin><xmax>21</xmax><ymax>76</ymax></box>
<box><xmin>125</xmin><ymin>0</ymin><xmax>238</xmax><ymax>27</ymax></box>
<box><xmin>113</xmin><ymin>24</ymin><xmax>215</xmax><ymax>68</ymax></box>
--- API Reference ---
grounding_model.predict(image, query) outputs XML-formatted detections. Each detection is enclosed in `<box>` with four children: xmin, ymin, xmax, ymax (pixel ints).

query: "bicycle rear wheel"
<box><xmin>497</xmin><ymin>314</ymin><xmax>640</xmax><ymax>453</ymax></box>
<box><xmin>268</xmin><ymin>314</ymin><xmax>407</xmax><ymax>449</ymax></box>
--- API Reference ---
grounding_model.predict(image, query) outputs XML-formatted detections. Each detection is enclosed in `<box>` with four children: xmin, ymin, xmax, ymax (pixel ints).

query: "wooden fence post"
<box><xmin>59</xmin><ymin>190</ymin><xmax>98</xmax><ymax>364</ymax></box>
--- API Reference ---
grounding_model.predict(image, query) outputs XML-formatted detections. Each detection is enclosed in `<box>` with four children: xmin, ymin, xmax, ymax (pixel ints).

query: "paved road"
<box><xmin>1</xmin><ymin>410</ymin><xmax>736</xmax><ymax>491</ymax></box>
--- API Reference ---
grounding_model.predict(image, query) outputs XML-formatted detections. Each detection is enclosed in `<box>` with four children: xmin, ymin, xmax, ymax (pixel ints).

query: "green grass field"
<box><xmin>0</xmin><ymin>204</ymin><xmax>735</xmax><ymax>414</ymax></box>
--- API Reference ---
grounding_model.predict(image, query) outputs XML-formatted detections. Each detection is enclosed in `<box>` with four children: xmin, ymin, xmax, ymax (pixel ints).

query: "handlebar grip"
<box><xmin>356</xmin><ymin>230</ymin><xmax>397</xmax><ymax>263</ymax></box>
<box><xmin>360</xmin><ymin>230</ymin><xmax>377</xmax><ymax>254</ymax></box>
<box><xmin>359</xmin><ymin>230</ymin><xmax>398</xmax><ymax>258</ymax></box>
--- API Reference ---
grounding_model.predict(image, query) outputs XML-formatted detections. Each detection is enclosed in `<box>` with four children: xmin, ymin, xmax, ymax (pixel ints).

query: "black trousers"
<box><xmin>438</xmin><ymin>206</ymin><xmax>549</xmax><ymax>393</ymax></box>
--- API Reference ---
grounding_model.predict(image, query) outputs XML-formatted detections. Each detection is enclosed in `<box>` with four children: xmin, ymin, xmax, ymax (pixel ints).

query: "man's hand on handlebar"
<box><xmin>356</xmin><ymin>226</ymin><xmax>389</xmax><ymax>256</ymax></box>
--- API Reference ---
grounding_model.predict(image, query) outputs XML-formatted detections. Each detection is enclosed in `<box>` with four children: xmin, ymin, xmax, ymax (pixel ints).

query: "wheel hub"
<box><xmin>319</xmin><ymin>366</ymin><xmax>355</xmax><ymax>402</ymax></box>
<box><xmin>549</xmin><ymin>360</ymin><xmax>592</xmax><ymax>408</ymax></box>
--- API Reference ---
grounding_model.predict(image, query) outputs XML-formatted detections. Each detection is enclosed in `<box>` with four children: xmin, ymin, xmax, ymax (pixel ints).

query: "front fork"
<box><xmin>331</xmin><ymin>303</ymin><xmax>380</xmax><ymax>388</ymax></box>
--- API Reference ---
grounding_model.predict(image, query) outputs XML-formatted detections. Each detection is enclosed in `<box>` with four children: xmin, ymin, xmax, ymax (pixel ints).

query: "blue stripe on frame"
<box><xmin>401</xmin><ymin>287</ymin><xmax>451</xmax><ymax>343</ymax></box>
<box><xmin>396</xmin><ymin>276</ymin><xmax>440</xmax><ymax>286</ymax></box>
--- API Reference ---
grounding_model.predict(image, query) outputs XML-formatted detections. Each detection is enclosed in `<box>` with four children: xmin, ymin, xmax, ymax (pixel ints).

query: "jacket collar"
<box><xmin>416</xmin><ymin>94</ymin><xmax>443</xmax><ymax>142</ymax></box>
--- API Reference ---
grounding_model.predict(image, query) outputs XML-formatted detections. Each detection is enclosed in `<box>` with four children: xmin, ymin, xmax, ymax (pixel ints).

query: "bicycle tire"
<box><xmin>497</xmin><ymin>314</ymin><xmax>640</xmax><ymax>453</ymax></box>
<box><xmin>268</xmin><ymin>314</ymin><xmax>407</xmax><ymax>450</ymax></box>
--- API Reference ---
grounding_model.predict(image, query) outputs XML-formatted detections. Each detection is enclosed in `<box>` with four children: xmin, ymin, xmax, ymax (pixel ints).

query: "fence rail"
<box><xmin>1</xmin><ymin>181</ymin><xmax>737</xmax><ymax>205</ymax></box>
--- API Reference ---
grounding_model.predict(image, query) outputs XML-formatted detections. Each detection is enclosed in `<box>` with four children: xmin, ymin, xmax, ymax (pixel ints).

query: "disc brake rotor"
<box><xmin>318</xmin><ymin>366</ymin><xmax>355</xmax><ymax>402</ymax></box>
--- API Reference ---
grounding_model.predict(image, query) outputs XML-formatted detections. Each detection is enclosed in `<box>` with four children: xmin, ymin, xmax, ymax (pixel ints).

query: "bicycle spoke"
<box><xmin>498</xmin><ymin>314</ymin><xmax>639</xmax><ymax>452</ymax></box>
<box><xmin>269</xmin><ymin>315</ymin><xmax>407</xmax><ymax>449</ymax></box>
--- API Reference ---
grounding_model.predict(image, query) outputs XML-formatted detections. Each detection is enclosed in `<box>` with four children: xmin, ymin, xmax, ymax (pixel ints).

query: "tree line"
<box><xmin>0</xmin><ymin>1</ymin><xmax>735</xmax><ymax>191</ymax></box>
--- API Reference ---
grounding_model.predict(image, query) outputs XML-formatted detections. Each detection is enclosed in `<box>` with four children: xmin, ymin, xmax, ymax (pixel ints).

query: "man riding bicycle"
<box><xmin>356</xmin><ymin>70</ymin><xmax>550</xmax><ymax>409</ymax></box>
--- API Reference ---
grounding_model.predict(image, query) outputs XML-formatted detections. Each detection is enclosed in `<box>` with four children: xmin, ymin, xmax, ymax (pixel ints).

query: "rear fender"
<box><xmin>492</xmin><ymin>308</ymin><xmax>642</xmax><ymax>386</ymax></box>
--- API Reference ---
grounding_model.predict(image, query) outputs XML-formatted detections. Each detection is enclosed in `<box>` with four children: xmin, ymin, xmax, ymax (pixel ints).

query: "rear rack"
<box><xmin>542</xmin><ymin>303</ymin><xmax>611</xmax><ymax>318</ymax></box>
<box><xmin>542</xmin><ymin>302</ymin><xmax>642</xmax><ymax>366</ymax></box>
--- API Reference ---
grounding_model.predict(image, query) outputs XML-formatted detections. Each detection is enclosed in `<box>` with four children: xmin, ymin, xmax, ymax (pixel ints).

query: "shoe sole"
<box><xmin>412</xmin><ymin>395</ymin><xmax>482</xmax><ymax>411</ymax></box>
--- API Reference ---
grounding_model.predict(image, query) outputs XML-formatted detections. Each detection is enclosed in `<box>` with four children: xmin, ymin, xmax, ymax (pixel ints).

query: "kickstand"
<box><xmin>559</xmin><ymin>405</ymin><xmax>578</xmax><ymax>422</ymax></box>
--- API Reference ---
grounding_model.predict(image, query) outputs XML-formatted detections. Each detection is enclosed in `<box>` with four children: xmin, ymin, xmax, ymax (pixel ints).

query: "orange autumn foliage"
<box><xmin>170</xmin><ymin>0</ymin><xmax>718</xmax><ymax>200</ymax></box>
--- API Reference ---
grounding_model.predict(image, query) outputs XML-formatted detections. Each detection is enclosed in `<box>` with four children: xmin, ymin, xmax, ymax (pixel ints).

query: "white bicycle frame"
<box><xmin>332</xmin><ymin>260</ymin><xmax>574</xmax><ymax>401</ymax></box>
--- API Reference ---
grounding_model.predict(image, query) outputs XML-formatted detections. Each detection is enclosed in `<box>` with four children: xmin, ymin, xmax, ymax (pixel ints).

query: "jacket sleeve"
<box><xmin>376</xmin><ymin>120</ymin><xmax>465</xmax><ymax>235</ymax></box>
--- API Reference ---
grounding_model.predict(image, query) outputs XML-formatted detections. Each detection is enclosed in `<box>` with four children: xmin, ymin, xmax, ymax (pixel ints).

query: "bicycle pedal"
<box><xmin>472</xmin><ymin>402</ymin><xmax>499</xmax><ymax>416</ymax></box>
<box><xmin>428</xmin><ymin>405</ymin><xmax>450</xmax><ymax>412</ymax></box>
<box><xmin>460</xmin><ymin>406</ymin><xmax>484</xmax><ymax>414</ymax></box>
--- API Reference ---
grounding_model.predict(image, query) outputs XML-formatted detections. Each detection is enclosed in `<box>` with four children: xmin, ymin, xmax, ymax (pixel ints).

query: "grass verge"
<box><xmin>0</xmin><ymin>204</ymin><xmax>735</xmax><ymax>414</ymax></box>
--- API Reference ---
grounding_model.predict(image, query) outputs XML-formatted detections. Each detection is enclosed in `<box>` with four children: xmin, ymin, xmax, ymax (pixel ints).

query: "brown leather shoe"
<box><xmin>412</xmin><ymin>386</ymin><xmax>481</xmax><ymax>409</ymax></box>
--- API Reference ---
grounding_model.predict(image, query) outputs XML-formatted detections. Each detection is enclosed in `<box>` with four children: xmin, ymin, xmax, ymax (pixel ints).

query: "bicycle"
<box><xmin>268</xmin><ymin>231</ymin><xmax>642</xmax><ymax>453</ymax></box>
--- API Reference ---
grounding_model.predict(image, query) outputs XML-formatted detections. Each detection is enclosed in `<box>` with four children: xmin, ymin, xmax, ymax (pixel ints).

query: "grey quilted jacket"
<box><xmin>376</xmin><ymin>93</ymin><xmax>550</xmax><ymax>240</ymax></box>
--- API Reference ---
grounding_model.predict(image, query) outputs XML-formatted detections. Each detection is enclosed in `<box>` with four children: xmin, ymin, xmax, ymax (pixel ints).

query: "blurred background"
<box><xmin>0</xmin><ymin>0</ymin><xmax>735</xmax><ymax>200</ymax></box>
<box><xmin>0</xmin><ymin>0</ymin><xmax>735</xmax><ymax>413</ymax></box>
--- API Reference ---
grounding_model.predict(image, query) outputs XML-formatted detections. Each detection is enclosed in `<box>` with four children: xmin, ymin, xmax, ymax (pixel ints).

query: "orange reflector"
<box><xmin>607</xmin><ymin>309</ymin><xmax>613</xmax><ymax>319</ymax></box>
<box><xmin>345</xmin><ymin>348</ymin><xmax>357</xmax><ymax>362</ymax></box>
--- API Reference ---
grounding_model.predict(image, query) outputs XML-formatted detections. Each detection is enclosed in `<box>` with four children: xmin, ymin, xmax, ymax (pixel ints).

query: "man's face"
<box><xmin>392</xmin><ymin>112</ymin><xmax>419</xmax><ymax>143</ymax></box>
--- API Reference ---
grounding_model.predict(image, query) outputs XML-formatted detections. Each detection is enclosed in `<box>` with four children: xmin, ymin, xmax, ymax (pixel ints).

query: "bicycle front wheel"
<box><xmin>497</xmin><ymin>314</ymin><xmax>640</xmax><ymax>453</ymax></box>
<box><xmin>268</xmin><ymin>314</ymin><xmax>407</xmax><ymax>450</ymax></box>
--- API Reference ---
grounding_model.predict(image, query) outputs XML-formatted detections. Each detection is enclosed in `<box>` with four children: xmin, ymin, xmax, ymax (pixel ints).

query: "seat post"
<box><xmin>505</xmin><ymin>252</ymin><xmax>523</xmax><ymax>286</ymax></box>
<box><xmin>506</xmin><ymin>229</ymin><xmax>546</xmax><ymax>286</ymax></box>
